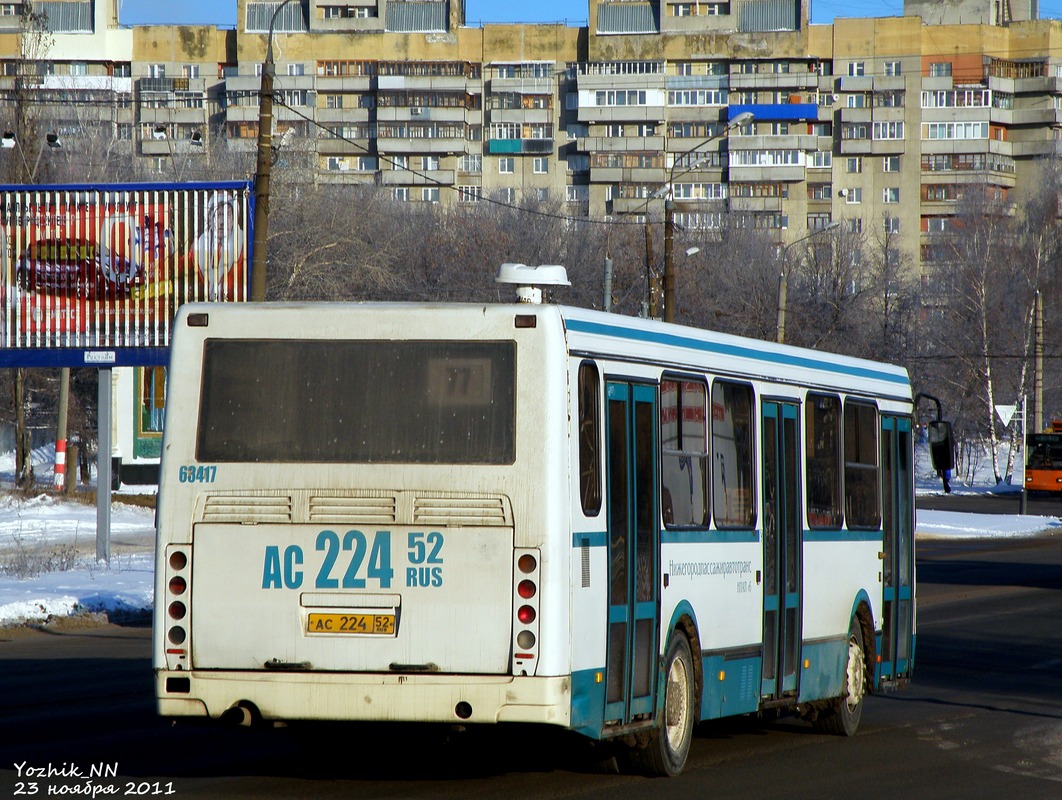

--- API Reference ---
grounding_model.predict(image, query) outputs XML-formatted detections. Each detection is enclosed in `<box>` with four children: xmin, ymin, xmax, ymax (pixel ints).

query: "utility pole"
<box><xmin>1034</xmin><ymin>290</ymin><xmax>1043</xmax><ymax>433</ymax></box>
<box><xmin>250</xmin><ymin>0</ymin><xmax>295</xmax><ymax>302</ymax></box>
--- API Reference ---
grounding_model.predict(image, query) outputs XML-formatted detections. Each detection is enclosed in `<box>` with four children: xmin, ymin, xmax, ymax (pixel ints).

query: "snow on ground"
<box><xmin>0</xmin><ymin>447</ymin><xmax>1058</xmax><ymax>626</ymax></box>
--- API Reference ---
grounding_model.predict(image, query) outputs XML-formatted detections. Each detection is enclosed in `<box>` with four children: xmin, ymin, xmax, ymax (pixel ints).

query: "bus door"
<box><xmin>604</xmin><ymin>381</ymin><xmax>659</xmax><ymax>726</ymax></box>
<box><xmin>880</xmin><ymin>415</ymin><xmax>914</xmax><ymax>683</ymax></box>
<box><xmin>761</xmin><ymin>400</ymin><xmax>802</xmax><ymax>700</ymax></box>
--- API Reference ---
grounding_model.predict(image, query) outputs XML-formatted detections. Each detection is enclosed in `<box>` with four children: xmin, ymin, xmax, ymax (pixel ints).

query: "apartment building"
<box><xmin>1</xmin><ymin>0</ymin><xmax>1061</xmax><ymax>290</ymax></box>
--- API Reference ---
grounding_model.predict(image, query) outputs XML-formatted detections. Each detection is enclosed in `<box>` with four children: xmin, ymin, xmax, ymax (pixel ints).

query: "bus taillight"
<box><xmin>165</xmin><ymin>545</ymin><xmax>191</xmax><ymax>671</ymax></box>
<box><xmin>512</xmin><ymin>548</ymin><xmax>541</xmax><ymax>675</ymax></box>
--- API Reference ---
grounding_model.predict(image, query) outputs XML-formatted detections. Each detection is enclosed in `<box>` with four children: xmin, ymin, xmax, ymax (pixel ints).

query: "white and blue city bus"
<box><xmin>154</xmin><ymin>265</ymin><xmax>923</xmax><ymax>775</ymax></box>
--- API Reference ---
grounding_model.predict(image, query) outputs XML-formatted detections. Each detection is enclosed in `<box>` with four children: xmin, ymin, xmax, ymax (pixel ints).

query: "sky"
<box><xmin>0</xmin><ymin>444</ymin><xmax>1059</xmax><ymax>625</ymax></box>
<box><xmin>113</xmin><ymin>0</ymin><xmax>1062</xmax><ymax>28</ymax></box>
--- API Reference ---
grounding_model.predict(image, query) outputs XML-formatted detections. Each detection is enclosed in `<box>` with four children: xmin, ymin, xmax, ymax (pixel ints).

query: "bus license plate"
<box><xmin>307</xmin><ymin>612</ymin><xmax>396</xmax><ymax>635</ymax></box>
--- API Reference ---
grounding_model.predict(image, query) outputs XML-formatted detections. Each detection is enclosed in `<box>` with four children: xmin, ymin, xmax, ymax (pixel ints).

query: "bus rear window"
<box><xmin>196</xmin><ymin>339</ymin><xmax>516</xmax><ymax>464</ymax></box>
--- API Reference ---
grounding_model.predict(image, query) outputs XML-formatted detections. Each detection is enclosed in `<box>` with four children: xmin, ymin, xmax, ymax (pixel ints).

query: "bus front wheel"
<box><xmin>633</xmin><ymin>633</ymin><xmax>696</xmax><ymax>776</ymax></box>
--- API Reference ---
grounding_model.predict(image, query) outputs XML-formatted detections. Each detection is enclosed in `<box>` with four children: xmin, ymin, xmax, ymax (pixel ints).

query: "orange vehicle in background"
<box><xmin>1026</xmin><ymin>420</ymin><xmax>1062</xmax><ymax>495</ymax></box>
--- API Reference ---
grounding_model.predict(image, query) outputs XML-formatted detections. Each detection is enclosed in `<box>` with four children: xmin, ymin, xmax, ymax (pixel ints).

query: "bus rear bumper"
<box><xmin>155</xmin><ymin>670</ymin><xmax>572</xmax><ymax>727</ymax></box>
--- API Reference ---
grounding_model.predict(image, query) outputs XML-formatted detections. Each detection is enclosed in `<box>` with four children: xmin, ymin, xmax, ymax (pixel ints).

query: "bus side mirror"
<box><xmin>928</xmin><ymin>420</ymin><xmax>955</xmax><ymax>473</ymax></box>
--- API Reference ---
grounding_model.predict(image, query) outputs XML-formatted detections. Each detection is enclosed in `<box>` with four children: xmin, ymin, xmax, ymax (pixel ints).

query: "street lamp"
<box><xmin>250</xmin><ymin>0</ymin><xmax>297</xmax><ymax>302</ymax></box>
<box><xmin>654</xmin><ymin>110</ymin><xmax>754</xmax><ymax>322</ymax></box>
<box><xmin>775</xmin><ymin>220</ymin><xmax>841</xmax><ymax>344</ymax></box>
<box><xmin>2</xmin><ymin>131</ymin><xmax>61</xmax><ymax>182</ymax></box>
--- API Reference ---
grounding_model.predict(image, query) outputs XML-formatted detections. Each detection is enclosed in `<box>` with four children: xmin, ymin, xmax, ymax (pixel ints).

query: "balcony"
<box><xmin>377</xmin><ymin>136</ymin><xmax>468</xmax><ymax>154</ymax></box>
<box><xmin>489</xmin><ymin>77</ymin><xmax>554</xmax><ymax>94</ymax></box>
<box><xmin>488</xmin><ymin>138</ymin><xmax>555</xmax><ymax>154</ymax></box>
<box><xmin>379</xmin><ymin>169</ymin><xmax>455</xmax><ymax>185</ymax></box>
<box><xmin>378</xmin><ymin>75</ymin><xmax>472</xmax><ymax>92</ymax></box>
<box><xmin>728</xmin><ymin>72</ymin><xmax>817</xmax><ymax>91</ymax></box>
<box><xmin>578</xmin><ymin>136</ymin><xmax>665</xmax><ymax>152</ymax></box>
<box><xmin>730</xmin><ymin>133</ymin><xmax>818</xmax><ymax>151</ymax></box>
<box><xmin>589</xmin><ymin>166</ymin><xmax>664</xmax><ymax>184</ymax></box>
<box><xmin>729</xmin><ymin>103</ymin><xmax>819</xmax><ymax>122</ymax></box>
<box><xmin>728</xmin><ymin>196</ymin><xmax>783</xmax><ymax>213</ymax></box>
<box><xmin>577</xmin><ymin>105</ymin><xmax>666</xmax><ymax>124</ymax></box>
<box><xmin>315</xmin><ymin>76</ymin><xmax>374</xmax><ymax>92</ymax></box>
<box><xmin>728</xmin><ymin>165</ymin><xmax>805</xmax><ymax>182</ymax></box>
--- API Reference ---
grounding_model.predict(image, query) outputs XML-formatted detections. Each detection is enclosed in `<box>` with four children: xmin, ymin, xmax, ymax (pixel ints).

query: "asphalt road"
<box><xmin>2</xmin><ymin>530</ymin><xmax>1062</xmax><ymax>799</ymax></box>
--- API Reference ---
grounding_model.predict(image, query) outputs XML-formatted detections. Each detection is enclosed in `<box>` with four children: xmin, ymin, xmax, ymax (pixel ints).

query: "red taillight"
<box><xmin>518</xmin><ymin>579</ymin><xmax>536</xmax><ymax>599</ymax></box>
<box><xmin>518</xmin><ymin>554</ymin><xmax>537</xmax><ymax>574</ymax></box>
<box><xmin>169</xmin><ymin>551</ymin><xmax>187</xmax><ymax>570</ymax></box>
<box><xmin>168</xmin><ymin>601</ymin><xmax>187</xmax><ymax>620</ymax></box>
<box><xmin>518</xmin><ymin>605</ymin><xmax>536</xmax><ymax>624</ymax></box>
<box><xmin>168</xmin><ymin>576</ymin><xmax>187</xmax><ymax>595</ymax></box>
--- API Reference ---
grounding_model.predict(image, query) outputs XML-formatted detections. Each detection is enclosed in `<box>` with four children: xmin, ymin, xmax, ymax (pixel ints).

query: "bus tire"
<box><xmin>635</xmin><ymin>633</ymin><xmax>696</xmax><ymax>776</ymax></box>
<box><xmin>814</xmin><ymin>617</ymin><xmax>866</xmax><ymax>737</ymax></box>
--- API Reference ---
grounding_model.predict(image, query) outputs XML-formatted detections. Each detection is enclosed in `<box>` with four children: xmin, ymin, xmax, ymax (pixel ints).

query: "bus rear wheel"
<box><xmin>813</xmin><ymin>617</ymin><xmax>866</xmax><ymax>737</ymax></box>
<box><xmin>632</xmin><ymin>633</ymin><xmax>696</xmax><ymax>776</ymax></box>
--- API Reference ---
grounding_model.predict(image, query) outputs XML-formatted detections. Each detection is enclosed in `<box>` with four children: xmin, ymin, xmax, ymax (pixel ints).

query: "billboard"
<box><xmin>0</xmin><ymin>181</ymin><xmax>253</xmax><ymax>367</ymax></box>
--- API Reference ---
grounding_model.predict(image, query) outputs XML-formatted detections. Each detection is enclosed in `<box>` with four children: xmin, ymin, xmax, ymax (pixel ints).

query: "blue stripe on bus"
<box><xmin>572</xmin><ymin>531</ymin><xmax>608</xmax><ymax>548</ymax></box>
<box><xmin>574</xmin><ymin>529</ymin><xmax>761</xmax><ymax>547</ymax></box>
<box><xmin>564</xmin><ymin>318</ymin><xmax>909</xmax><ymax>386</ymax></box>
<box><xmin>803</xmin><ymin>529</ymin><xmax>884</xmax><ymax>543</ymax></box>
<box><xmin>576</xmin><ymin>529</ymin><xmax>884</xmax><ymax>546</ymax></box>
<box><xmin>661</xmin><ymin>528</ymin><xmax>760</xmax><ymax>544</ymax></box>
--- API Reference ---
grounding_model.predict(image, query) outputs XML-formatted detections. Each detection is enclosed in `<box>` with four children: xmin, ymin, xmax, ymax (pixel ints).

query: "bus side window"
<box><xmin>844</xmin><ymin>401</ymin><xmax>880</xmax><ymax>529</ymax></box>
<box><xmin>711</xmin><ymin>381</ymin><xmax>756</xmax><ymax>529</ymax></box>
<box><xmin>578</xmin><ymin>362</ymin><xmax>602</xmax><ymax>516</ymax></box>
<box><xmin>661</xmin><ymin>377</ymin><xmax>709</xmax><ymax>528</ymax></box>
<box><xmin>806</xmin><ymin>393</ymin><xmax>842</xmax><ymax>529</ymax></box>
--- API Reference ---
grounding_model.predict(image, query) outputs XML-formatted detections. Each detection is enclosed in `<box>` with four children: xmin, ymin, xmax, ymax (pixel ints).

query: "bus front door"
<box><xmin>604</xmin><ymin>381</ymin><xmax>659</xmax><ymax>727</ymax></box>
<box><xmin>761</xmin><ymin>400</ymin><xmax>802</xmax><ymax>701</ymax></box>
<box><xmin>880</xmin><ymin>415</ymin><xmax>915</xmax><ymax>684</ymax></box>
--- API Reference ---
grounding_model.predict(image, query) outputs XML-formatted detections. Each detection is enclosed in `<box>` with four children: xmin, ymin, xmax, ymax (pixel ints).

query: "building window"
<box><xmin>884</xmin><ymin>217</ymin><xmax>901</xmax><ymax>234</ymax></box>
<box><xmin>422</xmin><ymin>187</ymin><xmax>440</xmax><ymax>203</ymax></box>
<box><xmin>392</xmin><ymin>155</ymin><xmax>408</xmax><ymax>170</ymax></box>
<box><xmin>809</xmin><ymin>183</ymin><xmax>832</xmax><ymax>201</ymax></box>
<box><xmin>809</xmin><ymin>151</ymin><xmax>832</xmax><ymax>168</ymax></box>
<box><xmin>884</xmin><ymin>61</ymin><xmax>901</xmax><ymax>76</ymax></box>
<box><xmin>848</xmin><ymin>61</ymin><xmax>865</xmax><ymax>77</ymax></box>
<box><xmin>883</xmin><ymin>187</ymin><xmax>900</xmax><ymax>204</ymax></box>
<box><xmin>595</xmin><ymin>89</ymin><xmax>648</xmax><ymax>106</ymax></box>
<box><xmin>567</xmin><ymin>184</ymin><xmax>590</xmax><ymax>202</ymax></box>
<box><xmin>847</xmin><ymin>93</ymin><xmax>867</xmax><ymax>108</ymax></box>
<box><xmin>458</xmin><ymin>154</ymin><xmax>481</xmax><ymax>172</ymax></box>
<box><xmin>567</xmin><ymin>154</ymin><xmax>590</xmax><ymax>172</ymax></box>
<box><xmin>149</xmin><ymin>64</ymin><xmax>166</xmax><ymax>79</ymax></box>
<box><xmin>287</xmin><ymin>63</ymin><xmax>305</xmax><ymax>76</ymax></box>
<box><xmin>929</xmin><ymin>61</ymin><xmax>953</xmax><ymax>77</ymax></box>
<box><xmin>873</xmin><ymin>121</ymin><xmax>904</xmax><ymax>140</ymax></box>
<box><xmin>883</xmin><ymin>155</ymin><xmax>901</xmax><ymax>172</ymax></box>
<box><xmin>845</xmin><ymin>187</ymin><xmax>862</xmax><ymax>204</ymax></box>
<box><xmin>393</xmin><ymin>187</ymin><xmax>410</xmax><ymax>202</ymax></box>
<box><xmin>533</xmin><ymin>157</ymin><xmax>548</xmax><ymax>174</ymax></box>
<box><xmin>423</xmin><ymin>155</ymin><xmax>439</xmax><ymax>171</ymax></box>
<box><xmin>498</xmin><ymin>157</ymin><xmax>515</xmax><ymax>174</ymax></box>
<box><xmin>326</xmin><ymin>94</ymin><xmax>343</xmax><ymax>109</ymax></box>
